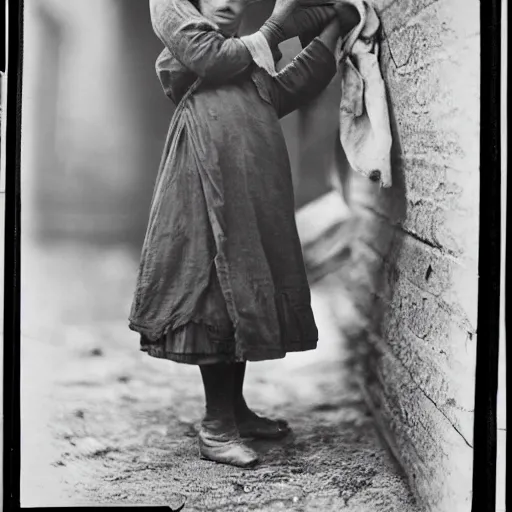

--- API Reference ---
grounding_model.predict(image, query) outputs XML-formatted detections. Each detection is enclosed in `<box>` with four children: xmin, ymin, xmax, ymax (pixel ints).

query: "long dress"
<box><xmin>129</xmin><ymin>0</ymin><xmax>337</xmax><ymax>364</ymax></box>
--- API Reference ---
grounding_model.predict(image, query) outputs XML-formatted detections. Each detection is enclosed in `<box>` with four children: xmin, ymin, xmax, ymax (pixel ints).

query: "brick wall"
<box><xmin>317</xmin><ymin>1</ymin><xmax>480</xmax><ymax>510</ymax></box>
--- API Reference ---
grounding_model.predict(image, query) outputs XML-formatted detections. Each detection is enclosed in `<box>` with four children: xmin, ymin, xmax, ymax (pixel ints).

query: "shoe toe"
<box><xmin>198</xmin><ymin>429</ymin><xmax>259</xmax><ymax>468</ymax></box>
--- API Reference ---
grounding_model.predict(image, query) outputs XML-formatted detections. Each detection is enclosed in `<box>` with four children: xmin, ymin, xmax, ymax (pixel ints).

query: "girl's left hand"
<box><xmin>332</xmin><ymin>1</ymin><xmax>360</xmax><ymax>36</ymax></box>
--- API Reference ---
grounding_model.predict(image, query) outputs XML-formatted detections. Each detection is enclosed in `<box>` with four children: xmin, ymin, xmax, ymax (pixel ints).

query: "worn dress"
<box><xmin>129</xmin><ymin>0</ymin><xmax>337</xmax><ymax>364</ymax></box>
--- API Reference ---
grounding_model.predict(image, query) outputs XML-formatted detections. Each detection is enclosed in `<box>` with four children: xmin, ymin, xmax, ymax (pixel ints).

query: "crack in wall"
<box><xmin>380</xmin><ymin>25</ymin><xmax>400</xmax><ymax>70</ymax></box>
<box><xmin>369</xmin><ymin>334</ymin><xmax>474</xmax><ymax>449</ymax></box>
<box><xmin>419</xmin><ymin>387</ymin><xmax>473</xmax><ymax>449</ymax></box>
<box><xmin>380</xmin><ymin>0</ymin><xmax>444</xmax><ymax>71</ymax></box>
<box><xmin>352</xmin><ymin>203</ymin><xmax>464</xmax><ymax>263</ymax></box>
<box><xmin>398</xmin><ymin>226</ymin><xmax>462</xmax><ymax>261</ymax></box>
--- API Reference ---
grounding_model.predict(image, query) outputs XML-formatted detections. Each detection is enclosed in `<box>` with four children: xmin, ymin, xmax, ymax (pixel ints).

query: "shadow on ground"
<box><xmin>20</xmin><ymin>242</ymin><xmax>420</xmax><ymax>511</ymax></box>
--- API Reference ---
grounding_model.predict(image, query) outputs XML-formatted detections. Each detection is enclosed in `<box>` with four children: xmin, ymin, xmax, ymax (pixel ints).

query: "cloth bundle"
<box><xmin>335</xmin><ymin>0</ymin><xmax>392</xmax><ymax>188</ymax></box>
<box><xmin>301</xmin><ymin>0</ymin><xmax>392</xmax><ymax>187</ymax></box>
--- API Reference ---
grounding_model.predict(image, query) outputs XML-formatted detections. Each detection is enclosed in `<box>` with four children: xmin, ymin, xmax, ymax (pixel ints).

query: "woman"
<box><xmin>129</xmin><ymin>0</ymin><xmax>359</xmax><ymax>468</ymax></box>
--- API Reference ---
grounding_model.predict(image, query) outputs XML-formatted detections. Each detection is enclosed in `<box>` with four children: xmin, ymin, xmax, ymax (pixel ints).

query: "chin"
<box><xmin>218</xmin><ymin>25</ymin><xmax>239</xmax><ymax>37</ymax></box>
<box><xmin>212</xmin><ymin>16</ymin><xmax>240</xmax><ymax>37</ymax></box>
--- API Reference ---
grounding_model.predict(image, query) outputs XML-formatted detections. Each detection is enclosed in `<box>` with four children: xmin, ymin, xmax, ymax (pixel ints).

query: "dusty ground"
<box><xmin>20</xmin><ymin>241</ymin><xmax>421</xmax><ymax>511</ymax></box>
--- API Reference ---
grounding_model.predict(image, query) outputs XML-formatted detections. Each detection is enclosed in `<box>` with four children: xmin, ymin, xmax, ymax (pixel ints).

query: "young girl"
<box><xmin>129</xmin><ymin>0</ymin><xmax>358</xmax><ymax>468</ymax></box>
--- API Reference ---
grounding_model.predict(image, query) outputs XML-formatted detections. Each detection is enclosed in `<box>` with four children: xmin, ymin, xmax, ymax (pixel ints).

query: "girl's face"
<box><xmin>199</xmin><ymin>0</ymin><xmax>257</xmax><ymax>36</ymax></box>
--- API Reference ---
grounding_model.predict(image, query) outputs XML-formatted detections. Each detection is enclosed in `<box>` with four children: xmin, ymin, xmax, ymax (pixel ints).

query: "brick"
<box><xmin>382</xmin><ymin>29</ymin><xmax>479</xmax><ymax>173</ymax></box>
<box><xmin>399</xmin><ymin>156</ymin><xmax>479</xmax><ymax>211</ymax></box>
<box><xmin>367</xmin><ymin>339</ymin><xmax>474</xmax><ymax>445</ymax></box>
<box><xmin>362</xmin><ymin>349</ymin><xmax>473</xmax><ymax>512</ymax></box>
<box><xmin>385</xmin><ymin>233</ymin><xmax>479</xmax><ymax>325</ymax></box>
<box><xmin>377</xmin><ymin>0</ymin><xmax>440</xmax><ymax>35</ymax></box>
<box><xmin>399</xmin><ymin>200</ymin><xmax>479</xmax><ymax>260</ymax></box>
<box><xmin>382</xmin><ymin>264</ymin><xmax>476</xmax><ymax>344</ymax></box>
<box><xmin>374</xmin><ymin>321</ymin><xmax>476</xmax><ymax>435</ymax></box>
<box><xmin>385</xmin><ymin>70</ymin><xmax>478</xmax><ymax>171</ymax></box>
<box><xmin>380</xmin><ymin>0</ymin><xmax>479</xmax><ymax>42</ymax></box>
<box><xmin>382</xmin><ymin>279</ymin><xmax>475</xmax><ymax>366</ymax></box>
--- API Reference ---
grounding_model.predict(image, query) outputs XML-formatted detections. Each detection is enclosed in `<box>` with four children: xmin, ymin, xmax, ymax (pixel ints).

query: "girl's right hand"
<box><xmin>317</xmin><ymin>17</ymin><xmax>342</xmax><ymax>52</ymax></box>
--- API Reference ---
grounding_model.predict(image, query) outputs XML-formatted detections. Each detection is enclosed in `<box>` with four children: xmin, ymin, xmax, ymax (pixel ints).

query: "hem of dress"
<box><xmin>140</xmin><ymin>340</ymin><xmax>318</xmax><ymax>365</ymax></box>
<box><xmin>129</xmin><ymin>318</ymin><xmax>188</xmax><ymax>342</ymax></box>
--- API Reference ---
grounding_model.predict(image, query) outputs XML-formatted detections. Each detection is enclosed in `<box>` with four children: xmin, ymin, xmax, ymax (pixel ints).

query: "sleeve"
<box><xmin>268</xmin><ymin>38</ymin><xmax>337</xmax><ymax>119</ymax></box>
<box><xmin>289</xmin><ymin>6</ymin><xmax>337</xmax><ymax>47</ymax></box>
<box><xmin>297</xmin><ymin>2</ymin><xmax>361</xmax><ymax>48</ymax></box>
<box><xmin>149</xmin><ymin>0</ymin><xmax>254</xmax><ymax>82</ymax></box>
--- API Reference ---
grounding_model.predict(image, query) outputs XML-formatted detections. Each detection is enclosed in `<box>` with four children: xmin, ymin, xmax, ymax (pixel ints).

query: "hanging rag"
<box><xmin>334</xmin><ymin>0</ymin><xmax>392</xmax><ymax>188</ymax></box>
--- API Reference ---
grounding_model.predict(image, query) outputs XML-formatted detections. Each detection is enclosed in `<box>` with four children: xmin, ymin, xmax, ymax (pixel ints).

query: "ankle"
<box><xmin>234</xmin><ymin>402</ymin><xmax>259</xmax><ymax>423</ymax></box>
<box><xmin>203</xmin><ymin>410</ymin><xmax>236</xmax><ymax>428</ymax></box>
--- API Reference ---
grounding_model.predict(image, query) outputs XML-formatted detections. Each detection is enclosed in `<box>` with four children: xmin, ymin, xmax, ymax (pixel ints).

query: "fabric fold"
<box><xmin>335</xmin><ymin>0</ymin><xmax>393</xmax><ymax>188</ymax></box>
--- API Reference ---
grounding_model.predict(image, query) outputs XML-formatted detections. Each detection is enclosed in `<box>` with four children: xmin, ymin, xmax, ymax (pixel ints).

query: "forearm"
<box><xmin>316</xmin><ymin>18</ymin><xmax>342</xmax><ymax>52</ymax></box>
<box><xmin>271</xmin><ymin>35</ymin><xmax>337</xmax><ymax>118</ymax></box>
<box><xmin>299</xmin><ymin>1</ymin><xmax>360</xmax><ymax>48</ymax></box>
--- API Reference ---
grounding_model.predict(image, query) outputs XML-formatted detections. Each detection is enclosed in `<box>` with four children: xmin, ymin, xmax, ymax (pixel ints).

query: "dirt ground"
<box><xmin>20</xmin><ymin>241</ymin><xmax>421</xmax><ymax>511</ymax></box>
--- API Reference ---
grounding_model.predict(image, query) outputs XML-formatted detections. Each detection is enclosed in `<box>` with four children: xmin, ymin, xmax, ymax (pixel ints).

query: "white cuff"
<box><xmin>240</xmin><ymin>32</ymin><xmax>278</xmax><ymax>77</ymax></box>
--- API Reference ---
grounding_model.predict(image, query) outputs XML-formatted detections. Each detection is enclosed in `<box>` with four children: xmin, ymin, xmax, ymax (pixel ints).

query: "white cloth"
<box><xmin>240</xmin><ymin>31</ymin><xmax>279</xmax><ymax>77</ymax></box>
<box><xmin>336</xmin><ymin>0</ymin><xmax>393</xmax><ymax>188</ymax></box>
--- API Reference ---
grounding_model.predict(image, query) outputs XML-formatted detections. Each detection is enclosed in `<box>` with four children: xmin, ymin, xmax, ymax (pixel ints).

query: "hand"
<box><xmin>332</xmin><ymin>1</ymin><xmax>360</xmax><ymax>37</ymax></box>
<box><xmin>271</xmin><ymin>0</ymin><xmax>301</xmax><ymax>21</ymax></box>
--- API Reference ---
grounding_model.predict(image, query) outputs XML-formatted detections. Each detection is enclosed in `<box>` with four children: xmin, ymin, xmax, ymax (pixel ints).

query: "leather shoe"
<box><xmin>198</xmin><ymin>422</ymin><xmax>259</xmax><ymax>468</ymax></box>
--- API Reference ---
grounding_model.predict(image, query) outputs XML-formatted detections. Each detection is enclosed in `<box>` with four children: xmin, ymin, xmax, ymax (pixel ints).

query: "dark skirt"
<box><xmin>139</xmin><ymin>265</ymin><xmax>318</xmax><ymax>365</ymax></box>
<box><xmin>140</xmin><ymin>265</ymin><xmax>239</xmax><ymax>365</ymax></box>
